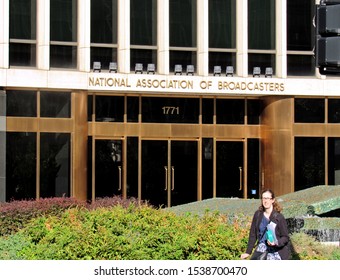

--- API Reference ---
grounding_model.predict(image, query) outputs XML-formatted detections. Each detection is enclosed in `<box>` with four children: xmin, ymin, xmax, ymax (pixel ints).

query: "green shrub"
<box><xmin>14</xmin><ymin>204</ymin><xmax>250</xmax><ymax>260</ymax></box>
<box><xmin>0</xmin><ymin>233</ymin><xmax>30</xmax><ymax>260</ymax></box>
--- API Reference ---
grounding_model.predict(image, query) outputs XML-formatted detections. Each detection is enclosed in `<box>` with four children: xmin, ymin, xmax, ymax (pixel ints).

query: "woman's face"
<box><xmin>261</xmin><ymin>191</ymin><xmax>275</xmax><ymax>210</ymax></box>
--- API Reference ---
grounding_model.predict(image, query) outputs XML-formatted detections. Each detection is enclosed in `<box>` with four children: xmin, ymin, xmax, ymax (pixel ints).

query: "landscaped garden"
<box><xmin>0</xmin><ymin>196</ymin><xmax>339</xmax><ymax>260</ymax></box>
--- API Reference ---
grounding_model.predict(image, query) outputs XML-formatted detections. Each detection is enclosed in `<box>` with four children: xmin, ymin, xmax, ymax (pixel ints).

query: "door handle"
<box><xmin>239</xmin><ymin>166</ymin><xmax>242</xmax><ymax>191</ymax></box>
<box><xmin>171</xmin><ymin>166</ymin><xmax>175</xmax><ymax>191</ymax></box>
<box><xmin>164</xmin><ymin>166</ymin><xmax>168</xmax><ymax>190</ymax></box>
<box><xmin>118</xmin><ymin>166</ymin><xmax>122</xmax><ymax>191</ymax></box>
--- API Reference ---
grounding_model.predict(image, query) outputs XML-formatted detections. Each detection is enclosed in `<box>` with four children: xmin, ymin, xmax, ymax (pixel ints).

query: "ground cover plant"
<box><xmin>1</xmin><ymin>197</ymin><xmax>339</xmax><ymax>260</ymax></box>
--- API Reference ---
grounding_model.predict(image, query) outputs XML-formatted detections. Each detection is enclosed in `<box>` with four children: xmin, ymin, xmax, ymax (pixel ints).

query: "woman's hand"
<box><xmin>267</xmin><ymin>240</ymin><xmax>276</xmax><ymax>246</ymax></box>
<box><xmin>240</xmin><ymin>253</ymin><xmax>250</xmax><ymax>259</ymax></box>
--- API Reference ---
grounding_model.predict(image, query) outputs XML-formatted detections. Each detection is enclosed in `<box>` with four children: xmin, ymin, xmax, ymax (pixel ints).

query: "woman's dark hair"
<box><xmin>259</xmin><ymin>189</ymin><xmax>282</xmax><ymax>212</ymax></box>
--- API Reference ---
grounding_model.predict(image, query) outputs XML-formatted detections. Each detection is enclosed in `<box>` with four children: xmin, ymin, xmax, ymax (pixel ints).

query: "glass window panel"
<box><xmin>248</xmin><ymin>54</ymin><xmax>275</xmax><ymax>76</ymax></box>
<box><xmin>295</xmin><ymin>137</ymin><xmax>325</xmax><ymax>191</ymax></box>
<box><xmin>209</xmin><ymin>0</ymin><xmax>236</xmax><ymax>48</ymax></box>
<box><xmin>295</xmin><ymin>98</ymin><xmax>325</xmax><ymax>123</ymax></box>
<box><xmin>9</xmin><ymin>0</ymin><xmax>36</xmax><ymax>40</ymax></box>
<box><xmin>247</xmin><ymin>99</ymin><xmax>261</xmax><ymax>125</ymax></box>
<box><xmin>328</xmin><ymin>138</ymin><xmax>340</xmax><ymax>185</ymax></box>
<box><xmin>91</xmin><ymin>47</ymin><xmax>117</xmax><ymax>70</ymax></box>
<box><xmin>170</xmin><ymin>51</ymin><xmax>196</xmax><ymax>73</ymax></box>
<box><xmin>9</xmin><ymin>43</ymin><xmax>36</xmax><ymax>67</ymax></box>
<box><xmin>127</xmin><ymin>97</ymin><xmax>139</xmax><ymax>122</ymax></box>
<box><xmin>50</xmin><ymin>0</ymin><xmax>77</xmax><ymax>42</ymax></box>
<box><xmin>6</xmin><ymin>132</ymin><xmax>36</xmax><ymax>201</ymax></box>
<box><xmin>40</xmin><ymin>133</ymin><xmax>70</xmax><ymax>198</ymax></box>
<box><xmin>142</xmin><ymin>97</ymin><xmax>199</xmax><ymax>123</ymax></box>
<box><xmin>88</xmin><ymin>95</ymin><xmax>93</xmax><ymax>122</ymax></box>
<box><xmin>329</xmin><ymin>99</ymin><xmax>340</xmax><ymax>123</ymax></box>
<box><xmin>40</xmin><ymin>92</ymin><xmax>71</xmax><ymax>118</ymax></box>
<box><xmin>287</xmin><ymin>0</ymin><xmax>315</xmax><ymax>51</ymax></box>
<box><xmin>91</xmin><ymin>0</ymin><xmax>117</xmax><ymax>44</ymax></box>
<box><xmin>127</xmin><ymin>137</ymin><xmax>139</xmax><ymax>198</ymax></box>
<box><xmin>209</xmin><ymin>52</ymin><xmax>236</xmax><ymax>74</ymax></box>
<box><xmin>202</xmin><ymin>138</ymin><xmax>213</xmax><ymax>199</ymax></box>
<box><xmin>131</xmin><ymin>0</ymin><xmax>157</xmax><ymax>46</ymax></box>
<box><xmin>248</xmin><ymin>0</ymin><xmax>275</xmax><ymax>50</ymax></box>
<box><xmin>95</xmin><ymin>96</ymin><xmax>124</xmax><ymax>122</ymax></box>
<box><xmin>247</xmin><ymin>138</ymin><xmax>260</xmax><ymax>198</ymax></box>
<box><xmin>202</xmin><ymin>98</ymin><xmax>214</xmax><ymax>124</ymax></box>
<box><xmin>287</xmin><ymin>55</ymin><xmax>315</xmax><ymax>76</ymax></box>
<box><xmin>170</xmin><ymin>0</ymin><xmax>197</xmax><ymax>47</ymax></box>
<box><xmin>130</xmin><ymin>49</ymin><xmax>157</xmax><ymax>72</ymax></box>
<box><xmin>216</xmin><ymin>99</ymin><xmax>244</xmax><ymax>124</ymax></box>
<box><xmin>50</xmin><ymin>45</ymin><xmax>77</xmax><ymax>68</ymax></box>
<box><xmin>6</xmin><ymin>90</ymin><xmax>37</xmax><ymax>117</ymax></box>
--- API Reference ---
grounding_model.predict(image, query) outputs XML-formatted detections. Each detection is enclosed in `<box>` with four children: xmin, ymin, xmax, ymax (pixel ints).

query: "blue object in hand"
<box><xmin>267</xmin><ymin>230</ymin><xmax>275</xmax><ymax>243</ymax></box>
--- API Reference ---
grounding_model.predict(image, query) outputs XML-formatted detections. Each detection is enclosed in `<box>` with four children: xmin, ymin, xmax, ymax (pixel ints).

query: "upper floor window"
<box><xmin>50</xmin><ymin>0</ymin><xmax>77</xmax><ymax>68</ymax></box>
<box><xmin>9</xmin><ymin>0</ymin><xmax>37</xmax><ymax>67</ymax></box>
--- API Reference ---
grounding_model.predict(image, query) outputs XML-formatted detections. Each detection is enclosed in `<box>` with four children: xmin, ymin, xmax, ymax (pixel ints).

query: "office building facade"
<box><xmin>1</xmin><ymin>0</ymin><xmax>340</xmax><ymax>207</ymax></box>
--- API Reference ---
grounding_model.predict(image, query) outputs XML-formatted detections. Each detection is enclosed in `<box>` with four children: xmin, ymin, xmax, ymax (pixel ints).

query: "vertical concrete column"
<box><xmin>78</xmin><ymin>0</ymin><xmax>91</xmax><ymax>72</ymax></box>
<box><xmin>72</xmin><ymin>91</ymin><xmax>88</xmax><ymax>200</ymax></box>
<box><xmin>0</xmin><ymin>91</ymin><xmax>6</xmax><ymax>202</ymax></box>
<box><xmin>118</xmin><ymin>0</ymin><xmax>130</xmax><ymax>73</ymax></box>
<box><xmin>37</xmin><ymin>0</ymin><xmax>50</xmax><ymax>70</ymax></box>
<box><xmin>0</xmin><ymin>0</ymin><xmax>9</xmax><ymax>68</ymax></box>
<box><xmin>236</xmin><ymin>0</ymin><xmax>248</xmax><ymax>77</ymax></box>
<box><xmin>197</xmin><ymin>0</ymin><xmax>209</xmax><ymax>76</ymax></box>
<box><xmin>276</xmin><ymin>0</ymin><xmax>287</xmax><ymax>78</ymax></box>
<box><xmin>157</xmin><ymin>0</ymin><xmax>169</xmax><ymax>75</ymax></box>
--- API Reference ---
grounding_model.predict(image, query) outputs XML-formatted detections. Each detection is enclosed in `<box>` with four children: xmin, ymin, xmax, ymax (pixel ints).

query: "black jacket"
<box><xmin>245</xmin><ymin>209</ymin><xmax>290</xmax><ymax>260</ymax></box>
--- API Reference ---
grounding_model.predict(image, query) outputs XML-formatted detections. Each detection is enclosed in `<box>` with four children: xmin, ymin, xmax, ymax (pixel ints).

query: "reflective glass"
<box><xmin>209</xmin><ymin>0</ymin><xmax>236</xmax><ymax>48</ymax></box>
<box><xmin>6</xmin><ymin>132</ymin><xmax>36</xmax><ymax>201</ymax></box>
<box><xmin>40</xmin><ymin>133</ymin><xmax>70</xmax><ymax>198</ymax></box>
<box><xmin>50</xmin><ymin>0</ymin><xmax>77</xmax><ymax>42</ymax></box>
<box><xmin>287</xmin><ymin>0</ymin><xmax>314</xmax><ymax>51</ymax></box>
<box><xmin>294</xmin><ymin>98</ymin><xmax>325</xmax><ymax>123</ymax></box>
<box><xmin>216</xmin><ymin>99</ymin><xmax>244</xmax><ymax>124</ymax></box>
<box><xmin>9</xmin><ymin>0</ymin><xmax>36</xmax><ymax>39</ymax></box>
<box><xmin>328</xmin><ymin>138</ymin><xmax>340</xmax><ymax>185</ymax></box>
<box><xmin>209</xmin><ymin>52</ymin><xmax>236</xmax><ymax>75</ymax></box>
<box><xmin>247</xmin><ymin>139</ymin><xmax>260</xmax><ymax>198</ymax></box>
<box><xmin>202</xmin><ymin>98</ymin><xmax>214</xmax><ymax>124</ymax></box>
<box><xmin>9</xmin><ymin>43</ymin><xmax>36</xmax><ymax>67</ymax></box>
<box><xmin>6</xmin><ymin>90</ymin><xmax>37</xmax><ymax>117</ymax></box>
<box><xmin>247</xmin><ymin>99</ymin><xmax>261</xmax><ymax>125</ymax></box>
<box><xmin>40</xmin><ymin>92</ymin><xmax>71</xmax><ymax>118</ymax></box>
<box><xmin>170</xmin><ymin>0</ymin><xmax>197</xmax><ymax>47</ymax></box>
<box><xmin>248</xmin><ymin>54</ymin><xmax>275</xmax><ymax>76</ymax></box>
<box><xmin>50</xmin><ymin>45</ymin><xmax>77</xmax><ymax>68</ymax></box>
<box><xmin>95</xmin><ymin>96</ymin><xmax>124</xmax><ymax>122</ymax></box>
<box><xmin>169</xmin><ymin>51</ymin><xmax>196</xmax><ymax>73</ymax></box>
<box><xmin>91</xmin><ymin>0</ymin><xmax>117</xmax><ymax>44</ymax></box>
<box><xmin>127</xmin><ymin>97</ymin><xmax>139</xmax><ymax>122</ymax></box>
<box><xmin>295</xmin><ymin>137</ymin><xmax>325</xmax><ymax>191</ymax></box>
<box><xmin>248</xmin><ymin>0</ymin><xmax>275</xmax><ymax>50</ymax></box>
<box><xmin>91</xmin><ymin>47</ymin><xmax>117</xmax><ymax>70</ymax></box>
<box><xmin>329</xmin><ymin>99</ymin><xmax>340</xmax><ymax>123</ymax></box>
<box><xmin>130</xmin><ymin>49</ymin><xmax>157</xmax><ymax>72</ymax></box>
<box><xmin>131</xmin><ymin>0</ymin><xmax>157</xmax><ymax>45</ymax></box>
<box><xmin>287</xmin><ymin>55</ymin><xmax>315</xmax><ymax>76</ymax></box>
<box><xmin>142</xmin><ymin>97</ymin><xmax>199</xmax><ymax>123</ymax></box>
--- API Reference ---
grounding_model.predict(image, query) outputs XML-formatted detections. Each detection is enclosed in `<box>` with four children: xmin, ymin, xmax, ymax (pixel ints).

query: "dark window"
<box><xmin>9</xmin><ymin>0</ymin><xmax>36</xmax><ymax>39</ymax></box>
<box><xmin>130</xmin><ymin>49</ymin><xmax>157</xmax><ymax>72</ymax></box>
<box><xmin>95</xmin><ymin>96</ymin><xmax>124</xmax><ymax>122</ymax></box>
<box><xmin>247</xmin><ymin>99</ymin><xmax>261</xmax><ymax>125</ymax></box>
<box><xmin>142</xmin><ymin>97</ymin><xmax>199</xmax><ymax>124</ymax></box>
<box><xmin>287</xmin><ymin>55</ymin><xmax>315</xmax><ymax>76</ymax></box>
<box><xmin>127</xmin><ymin>97</ymin><xmax>139</xmax><ymax>122</ymax></box>
<box><xmin>209</xmin><ymin>52</ymin><xmax>236</xmax><ymax>75</ymax></box>
<box><xmin>40</xmin><ymin>92</ymin><xmax>71</xmax><ymax>118</ymax></box>
<box><xmin>91</xmin><ymin>47</ymin><xmax>117</xmax><ymax>71</ymax></box>
<box><xmin>170</xmin><ymin>0</ymin><xmax>197</xmax><ymax>47</ymax></box>
<box><xmin>40</xmin><ymin>133</ymin><xmax>71</xmax><ymax>198</ymax></box>
<box><xmin>248</xmin><ymin>0</ymin><xmax>275</xmax><ymax>50</ymax></box>
<box><xmin>202</xmin><ymin>98</ymin><xmax>214</xmax><ymax>124</ymax></box>
<box><xmin>248</xmin><ymin>54</ymin><xmax>275</xmax><ymax>76</ymax></box>
<box><xmin>216</xmin><ymin>99</ymin><xmax>245</xmax><ymax>124</ymax></box>
<box><xmin>328</xmin><ymin>138</ymin><xmax>340</xmax><ymax>185</ymax></box>
<box><xmin>295</xmin><ymin>98</ymin><xmax>325</xmax><ymax>123</ymax></box>
<box><xmin>91</xmin><ymin>0</ymin><xmax>117</xmax><ymax>44</ymax></box>
<box><xmin>6</xmin><ymin>132</ymin><xmax>36</xmax><ymax>201</ymax></box>
<box><xmin>169</xmin><ymin>51</ymin><xmax>197</xmax><ymax>73</ymax></box>
<box><xmin>131</xmin><ymin>0</ymin><xmax>157</xmax><ymax>46</ymax></box>
<box><xmin>6</xmin><ymin>90</ymin><xmax>37</xmax><ymax>117</ymax></box>
<box><xmin>209</xmin><ymin>0</ymin><xmax>236</xmax><ymax>49</ymax></box>
<box><xmin>295</xmin><ymin>137</ymin><xmax>325</xmax><ymax>191</ymax></box>
<box><xmin>50</xmin><ymin>45</ymin><xmax>77</xmax><ymax>68</ymax></box>
<box><xmin>328</xmin><ymin>99</ymin><xmax>340</xmax><ymax>123</ymax></box>
<box><xmin>247</xmin><ymin>138</ymin><xmax>260</xmax><ymax>198</ymax></box>
<box><xmin>9</xmin><ymin>43</ymin><xmax>36</xmax><ymax>67</ymax></box>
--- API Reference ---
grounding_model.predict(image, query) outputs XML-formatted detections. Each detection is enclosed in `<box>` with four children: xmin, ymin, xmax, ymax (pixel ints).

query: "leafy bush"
<box><xmin>0</xmin><ymin>196</ymin><xmax>142</xmax><ymax>236</ymax></box>
<box><xmin>12</xmin><ymin>204</ymin><xmax>250</xmax><ymax>260</ymax></box>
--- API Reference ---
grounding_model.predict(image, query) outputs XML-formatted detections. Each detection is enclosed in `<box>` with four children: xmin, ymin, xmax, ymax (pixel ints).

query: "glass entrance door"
<box><xmin>216</xmin><ymin>141</ymin><xmax>244</xmax><ymax>198</ymax></box>
<box><xmin>95</xmin><ymin>139</ymin><xmax>123</xmax><ymax>198</ymax></box>
<box><xmin>142</xmin><ymin>140</ymin><xmax>197</xmax><ymax>207</ymax></box>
